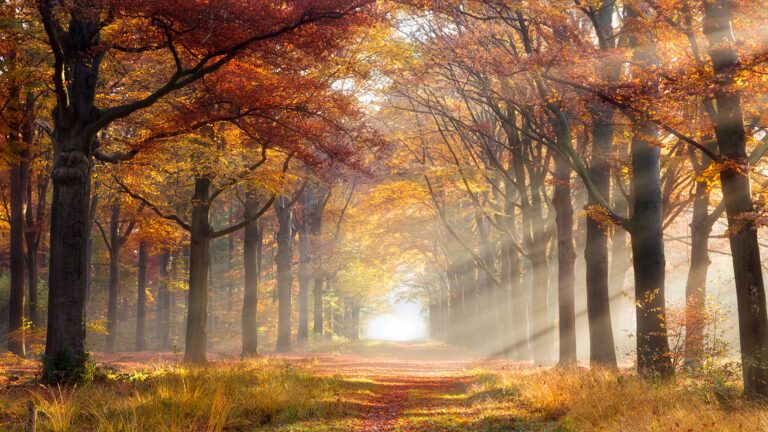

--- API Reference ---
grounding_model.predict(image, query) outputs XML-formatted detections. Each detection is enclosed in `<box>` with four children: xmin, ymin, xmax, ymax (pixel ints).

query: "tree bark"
<box><xmin>297</xmin><ymin>195</ymin><xmax>311</xmax><ymax>346</ymax></box>
<box><xmin>105</xmin><ymin>202</ymin><xmax>121</xmax><ymax>353</ymax></box>
<box><xmin>553</xmin><ymin>132</ymin><xmax>577</xmax><ymax>367</ymax></box>
<box><xmin>585</xmin><ymin>108</ymin><xmax>618</xmax><ymax>368</ymax></box>
<box><xmin>274</xmin><ymin>196</ymin><xmax>293</xmax><ymax>352</ymax></box>
<box><xmin>242</xmin><ymin>193</ymin><xmax>262</xmax><ymax>357</ymax></box>
<box><xmin>8</xmin><ymin>145</ymin><xmax>28</xmax><ymax>356</ymax></box>
<box><xmin>684</xmin><ymin>169</ymin><xmax>713</xmax><ymax>366</ymax></box>
<box><xmin>530</xmin><ymin>182</ymin><xmax>553</xmax><ymax>365</ymax></box>
<box><xmin>135</xmin><ymin>241</ymin><xmax>147</xmax><ymax>351</ymax></box>
<box><xmin>25</xmin><ymin>165</ymin><xmax>47</xmax><ymax>328</ymax></box>
<box><xmin>703</xmin><ymin>0</ymin><xmax>768</xmax><ymax>397</ymax></box>
<box><xmin>157</xmin><ymin>250</ymin><xmax>171</xmax><ymax>350</ymax></box>
<box><xmin>184</xmin><ymin>177</ymin><xmax>212</xmax><ymax>363</ymax></box>
<box><xmin>625</xmin><ymin>4</ymin><xmax>673</xmax><ymax>379</ymax></box>
<box><xmin>313</xmin><ymin>277</ymin><xmax>324</xmax><ymax>336</ymax></box>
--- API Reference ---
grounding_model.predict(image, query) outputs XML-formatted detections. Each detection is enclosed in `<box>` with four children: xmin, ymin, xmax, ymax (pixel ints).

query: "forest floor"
<box><xmin>1</xmin><ymin>341</ymin><xmax>768</xmax><ymax>431</ymax></box>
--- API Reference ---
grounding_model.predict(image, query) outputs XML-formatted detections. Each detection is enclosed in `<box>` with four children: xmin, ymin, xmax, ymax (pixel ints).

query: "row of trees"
<box><xmin>0</xmin><ymin>0</ymin><xmax>398</xmax><ymax>384</ymax></box>
<box><xmin>376</xmin><ymin>0</ymin><xmax>768</xmax><ymax>398</ymax></box>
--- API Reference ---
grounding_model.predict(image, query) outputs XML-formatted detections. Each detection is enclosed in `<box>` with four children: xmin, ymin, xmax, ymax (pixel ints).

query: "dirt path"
<box><xmin>271</xmin><ymin>343</ymin><xmax>508</xmax><ymax>432</ymax></box>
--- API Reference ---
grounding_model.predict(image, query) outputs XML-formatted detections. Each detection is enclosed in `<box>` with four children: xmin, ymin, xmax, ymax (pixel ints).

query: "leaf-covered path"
<box><xmin>268</xmin><ymin>342</ymin><xmax>531</xmax><ymax>432</ymax></box>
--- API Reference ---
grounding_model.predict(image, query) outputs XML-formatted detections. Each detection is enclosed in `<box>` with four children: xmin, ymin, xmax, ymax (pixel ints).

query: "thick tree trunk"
<box><xmin>313</xmin><ymin>277</ymin><xmax>324</xmax><ymax>336</ymax></box>
<box><xmin>274</xmin><ymin>196</ymin><xmax>293</xmax><ymax>352</ymax></box>
<box><xmin>135</xmin><ymin>241</ymin><xmax>147</xmax><ymax>351</ymax></box>
<box><xmin>585</xmin><ymin>109</ymin><xmax>618</xmax><ymax>368</ymax></box>
<box><xmin>241</xmin><ymin>194</ymin><xmax>262</xmax><ymax>357</ymax></box>
<box><xmin>8</xmin><ymin>148</ymin><xmax>28</xmax><ymax>356</ymax></box>
<box><xmin>704</xmin><ymin>0</ymin><xmax>768</xmax><ymax>397</ymax></box>
<box><xmin>184</xmin><ymin>177</ymin><xmax>212</xmax><ymax>363</ymax></box>
<box><xmin>44</xmin><ymin>132</ymin><xmax>95</xmax><ymax>383</ymax></box>
<box><xmin>105</xmin><ymin>202</ymin><xmax>121</xmax><ymax>353</ymax></box>
<box><xmin>553</xmin><ymin>144</ymin><xmax>577</xmax><ymax>367</ymax></box>
<box><xmin>630</xmin><ymin>124</ymin><xmax>672</xmax><ymax>378</ymax></box>
<box><xmin>42</xmin><ymin>15</ymin><xmax>105</xmax><ymax>384</ymax></box>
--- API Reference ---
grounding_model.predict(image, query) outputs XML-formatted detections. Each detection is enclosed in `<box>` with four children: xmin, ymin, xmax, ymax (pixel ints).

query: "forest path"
<box><xmin>270</xmin><ymin>342</ymin><xmax>528</xmax><ymax>431</ymax></box>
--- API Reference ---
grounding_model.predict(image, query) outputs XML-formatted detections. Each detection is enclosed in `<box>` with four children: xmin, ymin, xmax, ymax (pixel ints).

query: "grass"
<box><xmin>392</xmin><ymin>367</ymin><xmax>768</xmax><ymax>431</ymax></box>
<box><xmin>0</xmin><ymin>358</ymin><xmax>365</xmax><ymax>432</ymax></box>
<box><xmin>2</xmin><ymin>350</ymin><xmax>768</xmax><ymax>431</ymax></box>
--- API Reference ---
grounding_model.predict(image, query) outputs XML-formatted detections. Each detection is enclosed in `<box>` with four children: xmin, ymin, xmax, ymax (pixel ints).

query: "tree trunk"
<box><xmin>630</xmin><ymin>123</ymin><xmax>672</xmax><ymax>378</ymax></box>
<box><xmin>8</xmin><ymin>146</ymin><xmax>28</xmax><ymax>356</ymax></box>
<box><xmin>704</xmin><ymin>0</ymin><xmax>768</xmax><ymax>398</ymax></box>
<box><xmin>274</xmin><ymin>196</ymin><xmax>293</xmax><ymax>352</ymax></box>
<box><xmin>530</xmin><ymin>183</ymin><xmax>553</xmax><ymax>365</ymax></box>
<box><xmin>44</xmin><ymin>132</ymin><xmax>95</xmax><ymax>383</ymax></box>
<box><xmin>313</xmin><ymin>277</ymin><xmax>324</xmax><ymax>336</ymax></box>
<box><xmin>25</xmin><ymin>167</ymin><xmax>45</xmax><ymax>328</ymax></box>
<box><xmin>105</xmin><ymin>202</ymin><xmax>121</xmax><ymax>353</ymax></box>
<box><xmin>553</xmin><ymin>138</ymin><xmax>577</xmax><ymax>367</ymax></box>
<box><xmin>242</xmin><ymin>193</ymin><xmax>262</xmax><ymax>357</ymax></box>
<box><xmin>135</xmin><ymin>241</ymin><xmax>147</xmax><ymax>351</ymax></box>
<box><xmin>184</xmin><ymin>177</ymin><xmax>212</xmax><ymax>363</ymax></box>
<box><xmin>476</xmin><ymin>212</ymin><xmax>499</xmax><ymax>354</ymax></box>
<box><xmin>684</xmin><ymin>176</ymin><xmax>712</xmax><ymax>366</ymax></box>
<box><xmin>43</xmin><ymin>15</ymin><xmax>104</xmax><ymax>384</ymax></box>
<box><xmin>625</xmin><ymin>4</ymin><xmax>672</xmax><ymax>379</ymax></box>
<box><xmin>297</xmin><ymin>198</ymin><xmax>311</xmax><ymax>346</ymax></box>
<box><xmin>351</xmin><ymin>304</ymin><xmax>360</xmax><ymax>341</ymax></box>
<box><xmin>585</xmin><ymin>109</ymin><xmax>618</xmax><ymax>368</ymax></box>
<box><xmin>157</xmin><ymin>250</ymin><xmax>171</xmax><ymax>350</ymax></box>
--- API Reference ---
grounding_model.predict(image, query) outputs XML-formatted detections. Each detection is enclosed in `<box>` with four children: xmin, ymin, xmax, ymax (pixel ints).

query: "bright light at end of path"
<box><xmin>365</xmin><ymin>300</ymin><xmax>427</xmax><ymax>341</ymax></box>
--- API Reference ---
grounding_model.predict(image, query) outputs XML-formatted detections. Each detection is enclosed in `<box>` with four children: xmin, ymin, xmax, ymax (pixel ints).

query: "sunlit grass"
<box><xmin>393</xmin><ymin>367</ymin><xmax>768</xmax><ymax>431</ymax></box>
<box><xmin>3</xmin><ymin>354</ymin><xmax>768</xmax><ymax>431</ymax></box>
<box><xmin>0</xmin><ymin>359</ymin><xmax>362</xmax><ymax>432</ymax></box>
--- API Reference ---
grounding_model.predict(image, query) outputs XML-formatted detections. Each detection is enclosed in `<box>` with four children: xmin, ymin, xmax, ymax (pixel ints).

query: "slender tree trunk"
<box><xmin>585</xmin><ymin>109</ymin><xmax>618</xmax><ymax>368</ymax></box>
<box><xmin>25</xmin><ymin>170</ymin><xmax>45</xmax><ymax>328</ymax></box>
<box><xmin>553</xmin><ymin>130</ymin><xmax>577</xmax><ymax>366</ymax></box>
<box><xmin>297</xmin><ymin>200</ymin><xmax>311</xmax><ymax>346</ymax></box>
<box><xmin>242</xmin><ymin>193</ymin><xmax>262</xmax><ymax>357</ymax></box>
<box><xmin>704</xmin><ymin>0</ymin><xmax>768</xmax><ymax>397</ymax></box>
<box><xmin>157</xmin><ymin>250</ymin><xmax>171</xmax><ymax>350</ymax></box>
<box><xmin>135</xmin><ymin>241</ymin><xmax>147</xmax><ymax>351</ymax></box>
<box><xmin>351</xmin><ymin>304</ymin><xmax>360</xmax><ymax>341</ymax></box>
<box><xmin>476</xmin><ymin>211</ymin><xmax>499</xmax><ymax>354</ymax></box>
<box><xmin>502</xmin><ymin>114</ymin><xmax>530</xmax><ymax>361</ymax></box>
<box><xmin>313</xmin><ymin>277</ymin><xmax>324</xmax><ymax>336</ymax></box>
<box><xmin>8</xmin><ymin>146</ymin><xmax>28</xmax><ymax>356</ymax></box>
<box><xmin>105</xmin><ymin>202</ymin><xmax>121</xmax><ymax>353</ymax></box>
<box><xmin>530</xmin><ymin>183</ymin><xmax>553</xmax><ymax>365</ymax></box>
<box><xmin>684</xmin><ymin>176</ymin><xmax>712</xmax><ymax>366</ymax></box>
<box><xmin>274</xmin><ymin>196</ymin><xmax>293</xmax><ymax>352</ymax></box>
<box><xmin>184</xmin><ymin>177</ymin><xmax>212</xmax><ymax>363</ymax></box>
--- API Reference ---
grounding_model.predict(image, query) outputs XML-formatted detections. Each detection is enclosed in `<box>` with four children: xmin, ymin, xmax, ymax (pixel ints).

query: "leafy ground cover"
<box><xmin>1</xmin><ymin>343</ymin><xmax>767</xmax><ymax>431</ymax></box>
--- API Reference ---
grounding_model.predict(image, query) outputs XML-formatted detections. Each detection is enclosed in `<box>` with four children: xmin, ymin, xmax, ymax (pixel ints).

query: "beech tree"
<box><xmin>36</xmin><ymin>0</ymin><xmax>373</xmax><ymax>382</ymax></box>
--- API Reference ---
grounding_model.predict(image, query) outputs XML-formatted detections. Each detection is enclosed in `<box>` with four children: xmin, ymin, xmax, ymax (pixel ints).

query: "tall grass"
<box><xmin>0</xmin><ymin>359</ymin><xmax>347</xmax><ymax>432</ymax></box>
<box><xmin>468</xmin><ymin>367</ymin><xmax>768</xmax><ymax>431</ymax></box>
